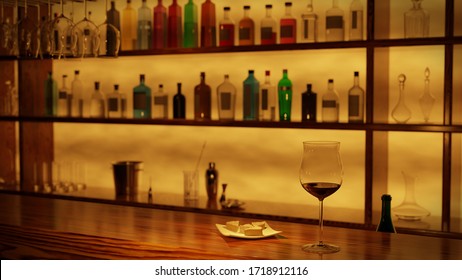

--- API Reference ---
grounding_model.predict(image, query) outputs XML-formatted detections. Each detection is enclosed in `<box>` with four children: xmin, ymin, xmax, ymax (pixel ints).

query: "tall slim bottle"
<box><xmin>194</xmin><ymin>72</ymin><xmax>211</xmax><ymax>120</ymax></box>
<box><xmin>260</xmin><ymin>4</ymin><xmax>277</xmax><ymax>45</ymax></box>
<box><xmin>107</xmin><ymin>84</ymin><xmax>121</xmax><ymax>118</ymax></box>
<box><xmin>133</xmin><ymin>74</ymin><xmax>152</xmax><ymax>118</ymax></box>
<box><xmin>326</xmin><ymin>0</ymin><xmax>345</xmax><ymax>41</ymax></box>
<box><xmin>121</xmin><ymin>0</ymin><xmax>137</xmax><ymax>50</ymax></box>
<box><xmin>238</xmin><ymin>6</ymin><xmax>254</xmax><ymax>46</ymax></box>
<box><xmin>348</xmin><ymin>71</ymin><xmax>365</xmax><ymax>123</ymax></box>
<box><xmin>44</xmin><ymin>72</ymin><xmax>58</xmax><ymax>116</ymax></box>
<box><xmin>217</xmin><ymin>74</ymin><xmax>236</xmax><ymax>120</ymax></box>
<box><xmin>301</xmin><ymin>0</ymin><xmax>318</xmax><ymax>42</ymax></box>
<box><xmin>260</xmin><ymin>70</ymin><xmax>276</xmax><ymax>121</ymax></box>
<box><xmin>219</xmin><ymin>7</ymin><xmax>234</xmax><ymax>47</ymax></box>
<box><xmin>120</xmin><ymin>87</ymin><xmax>127</xmax><ymax>118</ymax></box>
<box><xmin>184</xmin><ymin>0</ymin><xmax>198</xmax><ymax>47</ymax></box>
<box><xmin>152</xmin><ymin>84</ymin><xmax>168</xmax><ymax>119</ymax></box>
<box><xmin>201</xmin><ymin>0</ymin><xmax>216</xmax><ymax>47</ymax></box>
<box><xmin>243</xmin><ymin>70</ymin><xmax>259</xmax><ymax>121</ymax></box>
<box><xmin>278</xmin><ymin>69</ymin><xmax>292</xmax><ymax>121</ymax></box>
<box><xmin>173</xmin><ymin>83</ymin><xmax>186</xmax><ymax>119</ymax></box>
<box><xmin>322</xmin><ymin>79</ymin><xmax>339</xmax><ymax>123</ymax></box>
<box><xmin>153</xmin><ymin>0</ymin><xmax>167</xmax><ymax>49</ymax></box>
<box><xmin>349</xmin><ymin>0</ymin><xmax>363</xmax><ymax>40</ymax></box>
<box><xmin>376</xmin><ymin>194</ymin><xmax>397</xmax><ymax>233</ymax></box>
<box><xmin>280</xmin><ymin>2</ymin><xmax>297</xmax><ymax>44</ymax></box>
<box><xmin>107</xmin><ymin>1</ymin><xmax>121</xmax><ymax>55</ymax></box>
<box><xmin>90</xmin><ymin>82</ymin><xmax>106</xmax><ymax>118</ymax></box>
<box><xmin>71</xmin><ymin>70</ymin><xmax>84</xmax><ymax>118</ymax></box>
<box><xmin>57</xmin><ymin>75</ymin><xmax>69</xmax><ymax>117</ymax></box>
<box><xmin>301</xmin><ymin>84</ymin><xmax>317</xmax><ymax>122</ymax></box>
<box><xmin>168</xmin><ymin>0</ymin><xmax>182</xmax><ymax>48</ymax></box>
<box><xmin>137</xmin><ymin>0</ymin><xmax>152</xmax><ymax>50</ymax></box>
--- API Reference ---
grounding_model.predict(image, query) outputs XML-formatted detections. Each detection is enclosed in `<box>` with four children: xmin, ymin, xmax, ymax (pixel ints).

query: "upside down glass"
<box><xmin>299</xmin><ymin>141</ymin><xmax>343</xmax><ymax>254</ymax></box>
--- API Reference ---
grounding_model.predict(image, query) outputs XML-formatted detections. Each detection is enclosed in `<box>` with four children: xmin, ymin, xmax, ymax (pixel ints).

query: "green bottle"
<box><xmin>183</xmin><ymin>0</ymin><xmax>198</xmax><ymax>47</ymax></box>
<box><xmin>376</xmin><ymin>194</ymin><xmax>397</xmax><ymax>233</ymax></box>
<box><xmin>133</xmin><ymin>74</ymin><xmax>152</xmax><ymax>118</ymax></box>
<box><xmin>243</xmin><ymin>70</ymin><xmax>259</xmax><ymax>120</ymax></box>
<box><xmin>278</xmin><ymin>69</ymin><xmax>292</xmax><ymax>121</ymax></box>
<box><xmin>44</xmin><ymin>72</ymin><xmax>58</xmax><ymax>116</ymax></box>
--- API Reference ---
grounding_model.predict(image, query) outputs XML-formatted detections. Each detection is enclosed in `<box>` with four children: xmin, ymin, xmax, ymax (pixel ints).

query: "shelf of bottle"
<box><xmin>2</xmin><ymin>115</ymin><xmax>462</xmax><ymax>133</ymax></box>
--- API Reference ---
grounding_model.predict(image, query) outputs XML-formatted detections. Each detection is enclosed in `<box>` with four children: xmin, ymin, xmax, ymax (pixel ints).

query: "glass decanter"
<box><xmin>393</xmin><ymin>171</ymin><xmax>430</xmax><ymax>221</ymax></box>
<box><xmin>419</xmin><ymin>67</ymin><xmax>435</xmax><ymax>123</ymax></box>
<box><xmin>391</xmin><ymin>74</ymin><xmax>411</xmax><ymax>124</ymax></box>
<box><xmin>404</xmin><ymin>0</ymin><xmax>429</xmax><ymax>38</ymax></box>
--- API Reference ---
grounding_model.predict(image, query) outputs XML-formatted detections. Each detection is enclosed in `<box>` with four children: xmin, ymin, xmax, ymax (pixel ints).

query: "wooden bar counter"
<box><xmin>0</xmin><ymin>193</ymin><xmax>461</xmax><ymax>260</ymax></box>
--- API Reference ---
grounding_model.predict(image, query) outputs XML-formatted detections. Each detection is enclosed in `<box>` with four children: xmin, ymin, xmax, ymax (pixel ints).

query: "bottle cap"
<box><xmin>224</xmin><ymin>74</ymin><xmax>229</xmax><ymax>78</ymax></box>
<box><xmin>328</xmin><ymin>79</ymin><xmax>334</xmax><ymax>83</ymax></box>
<box><xmin>265</xmin><ymin>70</ymin><xmax>270</xmax><ymax>76</ymax></box>
<box><xmin>244</xmin><ymin>5</ymin><xmax>250</xmax><ymax>10</ymax></box>
<box><xmin>95</xmin><ymin>81</ymin><xmax>100</xmax><ymax>89</ymax></box>
<box><xmin>224</xmin><ymin>7</ymin><xmax>230</xmax><ymax>11</ymax></box>
<box><xmin>140</xmin><ymin>74</ymin><xmax>145</xmax><ymax>81</ymax></box>
<box><xmin>249</xmin><ymin>70</ymin><xmax>254</xmax><ymax>74</ymax></box>
<box><xmin>265</xmin><ymin>4</ymin><xmax>272</xmax><ymax>8</ymax></box>
<box><xmin>159</xmin><ymin>84</ymin><xmax>163</xmax><ymax>88</ymax></box>
<box><xmin>354</xmin><ymin>71</ymin><xmax>359</xmax><ymax>76</ymax></box>
<box><xmin>114</xmin><ymin>84</ymin><xmax>119</xmax><ymax>90</ymax></box>
<box><xmin>381</xmin><ymin>194</ymin><xmax>392</xmax><ymax>201</ymax></box>
<box><xmin>283</xmin><ymin>69</ymin><xmax>288</xmax><ymax>74</ymax></box>
<box><xmin>75</xmin><ymin>70</ymin><xmax>79</xmax><ymax>75</ymax></box>
<box><xmin>209</xmin><ymin>162</ymin><xmax>215</xmax><ymax>168</ymax></box>
<box><xmin>307</xmin><ymin>84</ymin><xmax>312</xmax><ymax>91</ymax></box>
<box><xmin>63</xmin><ymin>75</ymin><xmax>67</xmax><ymax>78</ymax></box>
<box><xmin>285</xmin><ymin>2</ymin><xmax>292</xmax><ymax>7</ymax></box>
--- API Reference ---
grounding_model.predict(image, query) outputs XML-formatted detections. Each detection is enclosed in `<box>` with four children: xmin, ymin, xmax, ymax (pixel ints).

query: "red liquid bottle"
<box><xmin>153</xmin><ymin>0</ymin><xmax>167</xmax><ymax>49</ymax></box>
<box><xmin>219</xmin><ymin>7</ymin><xmax>234</xmax><ymax>46</ymax></box>
<box><xmin>201</xmin><ymin>0</ymin><xmax>216</xmax><ymax>47</ymax></box>
<box><xmin>280</xmin><ymin>2</ymin><xmax>297</xmax><ymax>44</ymax></box>
<box><xmin>168</xmin><ymin>0</ymin><xmax>182</xmax><ymax>48</ymax></box>
<box><xmin>238</xmin><ymin>5</ymin><xmax>255</xmax><ymax>46</ymax></box>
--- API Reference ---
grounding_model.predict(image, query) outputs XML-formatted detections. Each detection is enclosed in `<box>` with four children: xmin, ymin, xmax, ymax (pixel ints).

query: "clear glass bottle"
<box><xmin>90</xmin><ymin>81</ymin><xmax>105</xmax><ymax>118</ymax></box>
<box><xmin>326</xmin><ymin>0</ymin><xmax>345</xmax><ymax>42</ymax></box>
<box><xmin>152</xmin><ymin>84</ymin><xmax>168</xmax><ymax>119</ymax></box>
<box><xmin>217</xmin><ymin>74</ymin><xmax>236</xmax><ymax>120</ymax></box>
<box><xmin>44</xmin><ymin>71</ymin><xmax>58</xmax><ymax>116</ymax></box>
<box><xmin>106</xmin><ymin>1</ymin><xmax>121</xmax><ymax>56</ymax></box>
<box><xmin>391</xmin><ymin>74</ymin><xmax>411</xmax><ymax>124</ymax></box>
<box><xmin>280</xmin><ymin>2</ymin><xmax>297</xmax><ymax>44</ymax></box>
<box><xmin>194</xmin><ymin>72</ymin><xmax>211</xmax><ymax>120</ymax></box>
<box><xmin>349</xmin><ymin>0</ymin><xmax>363</xmax><ymax>40</ymax></box>
<box><xmin>168</xmin><ymin>0</ymin><xmax>182</xmax><ymax>48</ymax></box>
<box><xmin>133</xmin><ymin>74</ymin><xmax>152</xmax><ymax>118</ymax></box>
<box><xmin>57</xmin><ymin>75</ymin><xmax>70</xmax><ymax>117</ymax></box>
<box><xmin>301</xmin><ymin>0</ymin><xmax>317</xmax><ymax>42</ymax></box>
<box><xmin>322</xmin><ymin>79</ymin><xmax>339</xmax><ymax>123</ymax></box>
<box><xmin>238</xmin><ymin>6</ymin><xmax>254</xmax><ymax>46</ymax></box>
<box><xmin>260</xmin><ymin>4</ymin><xmax>277</xmax><ymax>45</ymax></box>
<box><xmin>404</xmin><ymin>0</ymin><xmax>430</xmax><ymax>38</ymax></box>
<box><xmin>278</xmin><ymin>69</ymin><xmax>292</xmax><ymax>121</ymax></box>
<box><xmin>219</xmin><ymin>7</ymin><xmax>234</xmax><ymax>47</ymax></box>
<box><xmin>201</xmin><ymin>0</ymin><xmax>216</xmax><ymax>47</ymax></box>
<box><xmin>137</xmin><ymin>0</ymin><xmax>152</xmax><ymax>50</ymax></box>
<box><xmin>301</xmin><ymin>84</ymin><xmax>317</xmax><ymax>122</ymax></box>
<box><xmin>260</xmin><ymin>70</ymin><xmax>276</xmax><ymax>121</ymax></box>
<box><xmin>419</xmin><ymin>67</ymin><xmax>435</xmax><ymax>123</ymax></box>
<box><xmin>121</xmin><ymin>0</ymin><xmax>137</xmax><ymax>51</ymax></box>
<box><xmin>71</xmin><ymin>70</ymin><xmax>84</xmax><ymax>118</ymax></box>
<box><xmin>243</xmin><ymin>70</ymin><xmax>259</xmax><ymax>121</ymax></box>
<box><xmin>348</xmin><ymin>71</ymin><xmax>365</xmax><ymax>123</ymax></box>
<box><xmin>183</xmin><ymin>0</ymin><xmax>198</xmax><ymax>48</ymax></box>
<box><xmin>152</xmin><ymin>0</ymin><xmax>167</xmax><ymax>49</ymax></box>
<box><xmin>173</xmin><ymin>83</ymin><xmax>186</xmax><ymax>119</ymax></box>
<box><xmin>376</xmin><ymin>194</ymin><xmax>397</xmax><ymax>233</ymax></box>
<box><xmin>107</xmin><ymin>84</ymin><xmax>121</xmax><ymax>118</ymax></box>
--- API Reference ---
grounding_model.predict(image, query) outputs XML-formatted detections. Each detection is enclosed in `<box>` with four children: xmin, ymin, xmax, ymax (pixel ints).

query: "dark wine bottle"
<box><xmin>301</xmin><ymin>84</ymin><xmax>317</xmax><ymax>122</ymax></box>
<box><xmin>173</xmin><ymin>83</ymin><xmax>186</xmax><ymax>119</ymax></box>
<box><xmin>206</xmin><ymin>162</ymin><xmax>218</xmax><ymax>200</ymax></box>
<box><xmin>194</xmin><ymin>72</ymin><xmax>211</xmax><ymax>120</ymax></box>
<box><xmin>376</xmin><ymin>194</ymin><xmax>397</xmax><ymax>233</ymax></box>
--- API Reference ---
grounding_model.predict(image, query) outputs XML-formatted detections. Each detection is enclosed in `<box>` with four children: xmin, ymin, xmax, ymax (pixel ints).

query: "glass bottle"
<box><xmin>301</xmin><ymin>0</ymin><xmax>317</xmax><ymax>43</ymax></box>
<box><xmin>121</xmin><ymin>0</ymin><xmax>137</xmax><ymax>51</ymax></box>
<box><xmin>280</xmin><ymin>2</ymin><xmax>297</xmax><ymax>44</ymax></box>
<box><xmin>152</xmin><ymin>84</ymin><xmax>168</xmax><ymax>119</ymax></box>
<box><xmin>243</xmin><ymin>70</ymin><xmax>259</xmax><ymax>121</ymax></box>
<box><xmin>238</xmin><ymin>6</ymin><xmax>254</xmax><ymax>46</ymax></box>
<box><xmin>201</xmin><ymin>0</ymin><xmax>216</xmax><ymax>47</ymax></box>
<box><xmin>173</xmin><ymin>83</ymin><xmax>186</xmax><ymax>119</ymax></box>
<box><xmin>419</xmin><ymin>67</ymin><xmax>435</xmax><ymax>123</ymax></box>
<box><xmin>391</xmin><ymin>74</ymin><xmax>411</xmax><ymax>124</ymax></box>
<box><xmin>44</xmin><ymin>71</ymin><xmax>58</xmax><ymax>117</ymax></box>
<box><xmin>120</xmin><ymin>86</ymin><xmax>127</xmax><ymax>118</ymax></box>
<box><xmin>153</xmin><ymin>0</ymin><xmax>167</xmax><ymax>49</ymax></box>
<box><xmin>260</xmin><ymin>70</ymin><xmax>276</xmax><ymax>121</ymax></box>
<box><xmin>260</xmin><ymin>4</ymin><xmax>277</xmax><ymax>45</ymax></box>
<box><xmin>393</xmin><ymin>171</ymin><xmax>431</xmax><ymax>221</ymax></box>
<box><xmin>106</xmin><ymin>1</ymin><xmax>121</xmax><ymax>56</ymax></box>
<box><xmin>194</xmin><ymin>72</ymin><xmax>211</xmax><ymax>120</ymax></box>
<box><xmin>217</xmin><ymin>74</ymin><xmax>236</xmax><ymax>120</ymax></box>
<box><xmin>404</xmin><ymin>0</ymin><xmax>430</xmax><ymax>38</ymax></box>
<box><xmin>349</xmin><ymin>0</ymin><xmax>363</xmax><ymax>41</ymax></box>
<box><xmin>71</xmin><ymin>70</ymin><xmax>84</xmax><ymax>118</ymax></box>
<box><xmin>326</xmin><ymin>0</ymin><xmax>345</xmax><ymax>42</ymax></box>
<box><xmin>376</xmin><ymin>194</ymin><xmax>397</xmax><ymax>233</ymax></box>
<box><xmin>183</xmin><ymin>0</ymin><xmax>198</xmax><ymax>48</ymax></box>
<box><xmin>107</xmin><ymin>84</ymin><xmax>121</xmax><ymax>118</ymax></box>
<box><xmin>133</xmin><ymin>74</ymin><xmax>152</xmax><ymax>118</ymax></box>
<box><xmin>301</xmin><ymin>84</ymin><xmax>317</xmax><ymax>122</ymax></box>
<box><xmin>348</xmin><ymin>71</ymin><xmax>365</xmax><ymax>123</ymax></box>
<box><xmin>322</xmin><ymin>79</ymin><xmax>339</xmax><ymax>123</ymax></box>
<box><xmin>278</xmin><ymin>69</ymin><xmax>292</xmax><ymax>121</ymax></box>
<box><xmin>137</xmin><ymin>0</ymin><xmax>152</xmax><ymax>50</ymax></box>
<box><xmin>168</xmin><ymin>0</ymin><xmax>182</xmax><ymax>48</ymax></box>
<box><xmin>219</xmin><ymin>7</ymin><xmax>234</xmax><ymax>47</ymax></box>
<box><xmin>57</xmin><ymin>75</ymin><xmax>70</xmax><ymax>117</ymax></box>
<box><xmin>206</xmin><ymin>162</ymin><xmax>218</xmax><ymax>200</ymax></box>
<box><xmin>90</xmin><ymin>81</ymin><xmax>105</xmax><ymax>118</ymax></box>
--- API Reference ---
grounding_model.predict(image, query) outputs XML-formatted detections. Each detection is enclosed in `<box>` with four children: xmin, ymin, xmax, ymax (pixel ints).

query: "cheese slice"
<box><xmin>244</xmin><ymin>226</ymin><xmax>263</xmax><ymax>236</ymax></box>
<box><xmin>251</xmin><ymin>221</ymin><xmax>267</xmax><ymax>229</ymax></box>
<box><xmin>225</xmin><ymin>220</ymin><xmax>240</xmax><ymax>232</ymax></box>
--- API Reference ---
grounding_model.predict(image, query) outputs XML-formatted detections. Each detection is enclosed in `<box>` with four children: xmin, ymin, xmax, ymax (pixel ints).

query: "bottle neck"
<box><xmin>328</xmin><ymin>81</ymin><xmax>334</xmax><ymax>90</ymax></box>
<box><xmin>177</xmin><ymin>83</ymin><xmax>182</xmax><ymax>93</ymax></box>
<box><xmin>285</xmin><ymin>6</ymin><xmax>292</xmax><ymax>16</ymax></box>
<box><xmin>243</xmin><ymin>9</ymin><xmax>250</xmax><ymax>18</ymax></box>
<box><xmin>354</xmin><ymin>75</ymin><xmax>360</xmax><ymax>86</ymax></box>
<box><xmin>265</xmin><ymin>75</ymin><xmax>270</xmax><ymax>83</ymax></box>
<box><xmin>265</xmin><ymin>8</ymin><xmax>272</xmax><ymax>17</ymax></box>
<box><xmin>381</xmin><ymin>200</ymin><xmax>392</xmax><ymax>219</ymax></box>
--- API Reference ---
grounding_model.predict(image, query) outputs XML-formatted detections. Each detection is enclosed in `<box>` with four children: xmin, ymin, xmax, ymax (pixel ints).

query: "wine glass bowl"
<box><xmin>299</xmin><ymin>141</ymin><xmax>343</xmax><ymax>254</ymax></box>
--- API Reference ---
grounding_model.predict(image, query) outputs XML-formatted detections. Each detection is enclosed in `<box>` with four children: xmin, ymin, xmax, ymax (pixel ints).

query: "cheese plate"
<box><xmin>215</xmin><ymin>223</ymin><xmax>282</xmax><ymax>239</ymax></box>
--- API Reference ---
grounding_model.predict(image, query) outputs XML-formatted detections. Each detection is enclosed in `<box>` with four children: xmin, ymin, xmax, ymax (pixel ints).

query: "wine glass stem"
<box><xmin>318</xmin><ymin>199</ymin><xmax>324</xmax><ymax>246</ymax></box>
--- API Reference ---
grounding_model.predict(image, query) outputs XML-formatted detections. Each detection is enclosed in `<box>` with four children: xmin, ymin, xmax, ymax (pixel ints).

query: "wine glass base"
<box><xmin>302</xmin><ymin>242</ymin><xmax>340</xmax><ymax>254</ymax></box>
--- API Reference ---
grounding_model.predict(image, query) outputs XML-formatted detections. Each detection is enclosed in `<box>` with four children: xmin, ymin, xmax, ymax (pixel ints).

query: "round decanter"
<box><xmin>391</xmin><ymin>74</ymin><xmax>412</xmax><ymax>123</ymax></box>
<box><xmin>419</xmin><ymin>67</ymin><xmax>435</xmax><ymax>123</ymax></box>
<box><xmin>393</xmin><ymin>171</ymin><xmax>430</xmax><ymax>221</ymax></box>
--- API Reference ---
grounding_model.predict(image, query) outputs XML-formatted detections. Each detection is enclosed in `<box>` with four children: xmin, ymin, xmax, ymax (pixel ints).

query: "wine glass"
<box><xmin>299</xmin><ymin>141</ymin><xmax>343</xmax><ymax>254</ymax></box>
<box><xmin>72</xmin><ymin>0</ymin><xmax>100</xmax><ymax>58</ymax></box>
<box><xmin>51</xmin><ymin>0</ymin><xmax>75</xmax><ymax>59</ymax></box>
<box><xmin>39</xmin><ymin>0</ymin><xmax>54</xmax><ymax>58</ymax></box>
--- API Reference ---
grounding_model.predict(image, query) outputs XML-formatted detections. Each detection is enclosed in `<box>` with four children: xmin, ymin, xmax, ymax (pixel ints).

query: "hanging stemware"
<box><xmin>17</xmin><ymin>0</ymin><xmax>35</xmax><ymax>57</ymax></box>
<box><xmin>39</xmin><ymin>0</ymin><xmax>54</xmax><ymax>58</ymax></box>
<box><xmin>97</xmin><ymin>0</ymin><xmax>121</xmax><ymax>57</ymax></box>
<box><xmin>72</xmin><ymin>0</ymin><xmax>100</xmax><ymax>58</ymax></box>
<box><xmin>51</xmin><ymin>0</ymin><xmax>75</xmax><ymax>59</ymax></box>
<box><xmin>0</xmin><ymin>1</ymin><xmax>13</xmax><ymax>54</ymax></box>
